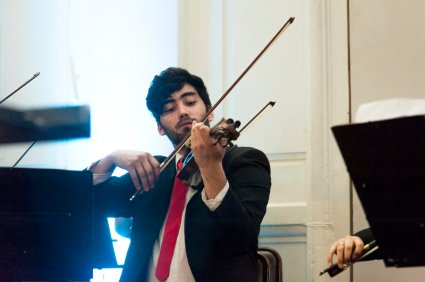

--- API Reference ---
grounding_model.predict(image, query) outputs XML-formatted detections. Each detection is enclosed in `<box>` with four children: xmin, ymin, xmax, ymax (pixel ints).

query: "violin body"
<box><xmin>178</xmin><ymin>151</ymin><xmax>198</xmax><ymax>182</ymax></box>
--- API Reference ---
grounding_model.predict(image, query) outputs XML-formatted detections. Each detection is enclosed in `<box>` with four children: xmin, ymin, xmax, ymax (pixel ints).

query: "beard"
<box><xmin>161</xmin><ymin>117</ymin><xmax>211</xmax><ymax>147</ymax></box>
<box><xmin>166</xmin><ymin>126</ymin><xmax>191</xmax><ymax>146</ymax></box>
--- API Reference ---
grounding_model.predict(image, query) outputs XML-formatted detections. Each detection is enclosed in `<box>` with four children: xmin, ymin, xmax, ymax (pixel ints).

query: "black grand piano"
<box><xmin>0</xmin><ymin>105</ymin><xmax>117</xmax><ymax>281</ymax></box>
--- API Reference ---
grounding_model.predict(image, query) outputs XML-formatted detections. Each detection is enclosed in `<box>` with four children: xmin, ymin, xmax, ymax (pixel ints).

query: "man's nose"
<box><xmin>177</xmin><ymin>104</ymin><xmax>189</xmax><ymax>117</ymax></box>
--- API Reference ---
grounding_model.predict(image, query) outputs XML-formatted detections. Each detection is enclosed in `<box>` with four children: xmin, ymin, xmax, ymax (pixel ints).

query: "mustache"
<box><xmin>176</xmin><ymin>117</ymin><xmax>196</xmax><ymax>129</ymax></box>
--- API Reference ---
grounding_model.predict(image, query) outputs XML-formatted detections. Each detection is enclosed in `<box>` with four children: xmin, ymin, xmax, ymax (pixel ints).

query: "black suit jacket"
<box><xmin>94</xmin><ymin>145</ymin><xmax>271</xmax><ymax>282</ymax></box>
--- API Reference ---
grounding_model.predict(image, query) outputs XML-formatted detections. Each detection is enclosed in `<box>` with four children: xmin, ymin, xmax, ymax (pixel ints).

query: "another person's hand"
<box><xmin>327</xmin><ymin>235</ymin><xmax>364</xmax><ymax>269</ymax></box>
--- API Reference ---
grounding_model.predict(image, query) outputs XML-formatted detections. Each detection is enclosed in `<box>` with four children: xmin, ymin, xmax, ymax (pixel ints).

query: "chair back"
<box><xmin>257</xmin><ymin>247</ymin><xmax>283</xmax><ymax>282</ymax></box>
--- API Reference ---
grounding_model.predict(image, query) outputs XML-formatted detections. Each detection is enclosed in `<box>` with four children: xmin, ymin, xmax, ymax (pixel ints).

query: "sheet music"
<box><xmin>356</xmin><ymin>98</ymin><xmax>425</xmax><ymax>123</ymax></box>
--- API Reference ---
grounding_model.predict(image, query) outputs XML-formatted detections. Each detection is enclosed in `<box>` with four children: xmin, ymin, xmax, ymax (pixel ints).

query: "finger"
<box><xmin>352</xmin><ymin>237</ymin><xmax>365</xmax><ymax>260</ymax></box>
<box><xmin>128</xmin><ymin>168</ymin><xmax>142</xmax><ymax>191</ymax></box>
<box><xmin>326</xmin><ymin>243</ymin><xmax>338</xmax><ymax>265</ymax></box>
<box><xmin>343</xmin><ymin>237</ymin><xmax>355</xmax><ymax>265</ymax></box>
<box><xmin>147</xmin><ymin>155</ymin><xmax>161</xmax><ymax>182</ymax></box>
<box><xmin>195</xmin><ymin>124</ymin><xmax>215</xmax><ymax>150</ymax></box>
<box><xmin>135</xmin><ymin>164</ymin><xmax>148</xmax><ymax>189</ymax></box>
<box><xmin>218</xmin><ymin>136</ymin><xmax>228</xmax><ymax>147</ymax></box>
<box><xmin>336</xmin><ymin>239</ymin><xmax>346</xmax><ymax>268</ymax></box>
<box><xmin>191</xmin><ymin>121</ymin><xmax>199</xmax><ymax>144</ymax></box>
<box><xmin>134</xmin><ymin>164</ymin><xmax>151</xmax><ymax>192</ymax></box>
<box><xmin>198</xmin><ymin>124</ymin><xmax>211</xmax><ymax>142</ymax></box>
<box><xmin>191</xmin><ymin>122</ymin><xmax>204</xmax><ymax>149</ymax></box>
<box><xmin>138</xmin><ymin>159</ymin><xmax>158</xmax><ymax>189</ymax></box>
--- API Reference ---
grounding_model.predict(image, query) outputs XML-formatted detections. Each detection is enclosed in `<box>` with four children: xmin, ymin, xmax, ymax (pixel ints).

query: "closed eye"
<box><xmin>163</xmin><ymin>104</ymin><xmax>175</xmax><ymax>113</ymax></box>
<box><xmin>185</xmin><ymin>100</ymin><xmax>197</xmax><ymax>106</ymax></box>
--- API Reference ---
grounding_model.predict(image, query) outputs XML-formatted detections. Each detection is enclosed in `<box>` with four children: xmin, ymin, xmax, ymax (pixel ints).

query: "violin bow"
<box><xmin>0</xmin><ymin>72</ymin><xmax>40</xmax><ymax>104</ymax></box>
<box><xmin>130</xmin><ymin>17</ymin><xmax>295</xmax><ymax>201</ymax></box>
<box><xmin>160</xmin><ymin>17</ymin><xmax>294</xmax><ymax>171</ymax></box>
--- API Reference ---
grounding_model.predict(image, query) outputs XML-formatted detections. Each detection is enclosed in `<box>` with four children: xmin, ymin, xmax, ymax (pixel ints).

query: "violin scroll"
<box><xmin>210</xmin><ymin>118</ymin><xmax>241</xmax><ymax>147</ymax></box>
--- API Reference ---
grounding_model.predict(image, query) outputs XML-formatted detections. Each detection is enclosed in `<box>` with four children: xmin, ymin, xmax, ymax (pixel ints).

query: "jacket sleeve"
<box><xmin>186</xmin><ymin>146</ymin><xmax>271</xmax><ymax>252</ymax></box>
<box><xmin>93</xmin><ymin>155</ymin><xmax>167</xmax><ymax>218</ymax></box>
<box><xmin>354</xmin><ymin>228</ymin><xmax>383</xmax><ymax>260</ymax></box>
<box><xmin>94</xmin><ymin>173</ymin><xmax>135</xmax><ymax>218</ymax></box>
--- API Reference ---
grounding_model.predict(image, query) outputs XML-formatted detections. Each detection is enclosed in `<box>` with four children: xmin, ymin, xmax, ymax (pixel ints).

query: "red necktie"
<box><xmin>155</xmin><ymin>160</ymin><xmax>188</xmax><ymax>281</ymax></box>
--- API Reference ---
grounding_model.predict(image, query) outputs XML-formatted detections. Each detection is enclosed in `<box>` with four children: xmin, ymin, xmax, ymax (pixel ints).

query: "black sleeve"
<box><xmin>216</xmin><ymin>147</ymin><xmax>271</xmax><ymax>240</ymax></box>
<box><xmin>354</xmin><ymin>228</ymin><xmax>383</xmax><ymax>260</ymax></box>
<box><xmin>94</xmin><ymin>173</ymin><xmax>135</xmax><ymax>218</ymax></box>
<box><xmin>93</xmin><ymin>155</ymin><xmax>167</xmax><ymax>218</ymax></box>
<box><xmin>186</xmin><ymin>147</ymin><xmax>271</xmax><ymax>253</ymax></box>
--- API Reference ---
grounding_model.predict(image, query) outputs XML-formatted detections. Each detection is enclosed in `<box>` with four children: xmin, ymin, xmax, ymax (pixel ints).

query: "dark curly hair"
<box><xmin>146</xmin><ymin>67</ymin><xmax>212</xmax><ymax>123</ymax></box>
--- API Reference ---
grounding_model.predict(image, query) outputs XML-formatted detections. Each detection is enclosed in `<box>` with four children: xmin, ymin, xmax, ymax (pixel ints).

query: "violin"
<box><xmin>177</xmin><ymin>117</ymin><xmax>241</xmax><ymax>182</ymax></box>
<box><xmin>177</xmin><ymin>100</ymin><xmax>275</xmax><ymax>182</ymax></box>
<box><xmin>129</xmin><ymin>17</ymin><xmax>294</xmax><ymax>201</ymax></box>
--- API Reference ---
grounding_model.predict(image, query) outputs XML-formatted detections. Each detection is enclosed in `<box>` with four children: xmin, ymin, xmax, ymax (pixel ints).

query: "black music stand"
<box><xmin>0</xmin><ymin>168</ymin><xmax>116</xmax><ymax>281</ymax></box>
<box><xmin>332</xmin><ymin>115</ymin><xmax>425</xmax><ymax>268</ymax></box>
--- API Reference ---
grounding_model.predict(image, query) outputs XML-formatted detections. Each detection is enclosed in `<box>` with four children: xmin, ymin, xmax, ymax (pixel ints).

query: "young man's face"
<box><xmin>157</xmin><ymin>83</ymin><xmax>212</xmax><ymax>146</ymax></box>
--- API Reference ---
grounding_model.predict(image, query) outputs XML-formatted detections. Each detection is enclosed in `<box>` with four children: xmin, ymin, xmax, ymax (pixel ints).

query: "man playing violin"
<box><xmin>90</xmin><ymin>67</ymin><xmax>271</xmax><ymax>282</ymax></box>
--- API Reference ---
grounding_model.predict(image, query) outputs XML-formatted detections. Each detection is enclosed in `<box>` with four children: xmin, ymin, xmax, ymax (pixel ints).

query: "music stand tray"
<box><xmin>0</xmin><ymin>168</ymin><xmax>94</xmax><ymax>281</ymax></box>
<box><xmin>332</xmin><ymin>115</ymin><xmax>425</xmax><ymax>267</ymax></box>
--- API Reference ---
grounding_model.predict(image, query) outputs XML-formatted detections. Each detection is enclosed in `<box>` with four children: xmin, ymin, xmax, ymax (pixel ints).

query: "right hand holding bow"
<box><xmin>91</xmin><ymin>150</ymin><xmax>160</xmax><ymax>192</ymax></box>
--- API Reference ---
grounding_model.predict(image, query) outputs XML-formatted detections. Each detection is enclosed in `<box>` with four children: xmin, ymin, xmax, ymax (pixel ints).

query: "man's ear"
<box><xmin>157</xmin><ymin>123</ymin><xmax>165</xmax><ymax>136</ymax></box>
<box><xmin>207</xmin><ymin>107</ymin><xmax>214</xmax><ymax>122</ymax></box>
